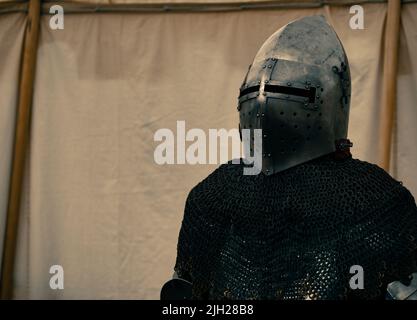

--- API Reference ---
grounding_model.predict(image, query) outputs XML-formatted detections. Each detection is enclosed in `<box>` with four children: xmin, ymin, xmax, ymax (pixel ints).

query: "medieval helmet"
<box><xmin>238</xmin><ymin>15</ymin><xmax>351</xmax><ymax>175</ymax></box>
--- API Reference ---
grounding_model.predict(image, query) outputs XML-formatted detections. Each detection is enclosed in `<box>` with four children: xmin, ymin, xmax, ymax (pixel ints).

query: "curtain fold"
<box><xmin>0</xmin><ymin>12</ymin><xmax>26</xmax><ymax>278</ymax></box>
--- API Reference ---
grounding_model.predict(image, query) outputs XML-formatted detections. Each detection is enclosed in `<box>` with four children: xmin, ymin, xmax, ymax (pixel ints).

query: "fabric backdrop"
<box><xmin>0</xmin><ymin>2</ymin><xmax>414</xmax><ymax>299</ymax></box>
<box><xmin>0</xmin><ymin>12</ymin><xmax>26</xmax><ymax>278</ymax></box>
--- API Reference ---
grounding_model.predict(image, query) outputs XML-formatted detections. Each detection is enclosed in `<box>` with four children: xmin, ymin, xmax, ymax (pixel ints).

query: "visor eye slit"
<box><xmin>263</xmin><ymin>84</ymin><xmax>317</xmax><ymax>103</ymax></box>
<box><xmin>239</xmin><ymin>85</ymin><xmax>260</xmax><ymax>98</ymax></box>
<box><xmin>239</xmin><ymin>83</ymin><xmax>319</xmax><ymax>105</ymax></box>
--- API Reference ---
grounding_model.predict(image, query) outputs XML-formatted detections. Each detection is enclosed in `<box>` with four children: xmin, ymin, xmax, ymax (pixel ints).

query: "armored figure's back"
<box><xmin>174</xmin><ymin>155</ymin><xmax>417</xmax><ymax>300</ymax></box>
<box><xmin>166</xmin><ymin>16</ymin><xmax>417</xmax><ymax>300</ymax></box>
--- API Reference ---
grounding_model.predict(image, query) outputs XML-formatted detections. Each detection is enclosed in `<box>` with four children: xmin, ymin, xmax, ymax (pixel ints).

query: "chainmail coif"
<box><xmin>174</xmin><ymin>154</ymin><xmax>417</xmax><ymax>300</ymax></box>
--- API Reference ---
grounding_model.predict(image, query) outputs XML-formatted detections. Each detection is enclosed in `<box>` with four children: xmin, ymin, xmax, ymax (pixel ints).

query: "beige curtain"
<box><xmin>393</xmin><ymin>4</ymin><xmax>417</xmax><ymax>190</ymax></box>
<box><xmin>3</xmin><ymin>2</ymin><xmax>416</xmax><ymax>299</ymax></box>
<box><xmin>0</xmin><ymin>12</ymin><xmax>26</xmax><ymax>275</ymax></box>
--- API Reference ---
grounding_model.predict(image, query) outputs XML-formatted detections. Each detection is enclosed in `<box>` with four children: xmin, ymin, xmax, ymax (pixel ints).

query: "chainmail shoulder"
<box><xmin>174</xmin><ymin>155</ymin><xmax>417</xmax><ymax>300</ymax></box>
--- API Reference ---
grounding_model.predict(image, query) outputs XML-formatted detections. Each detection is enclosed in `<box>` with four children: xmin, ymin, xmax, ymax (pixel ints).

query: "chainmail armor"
<box><xmin>174</xmin><ymin>154</ymin><xmax>417</xmax><ymax>300</ymax></box>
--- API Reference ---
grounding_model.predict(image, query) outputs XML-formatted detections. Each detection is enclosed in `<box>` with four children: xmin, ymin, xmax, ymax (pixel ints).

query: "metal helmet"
<box><xmin>238</xmin><ymin>15</ymin><xmax>351</xmax><ymax>175</ymax></box>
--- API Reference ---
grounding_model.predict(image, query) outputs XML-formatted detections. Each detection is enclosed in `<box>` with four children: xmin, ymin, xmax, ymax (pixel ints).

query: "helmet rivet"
<box><xmin>263</xmin><ymin>153</ymin><xmax>266</xmax><ymax>157</ymax></box>
<box><xmin>262</xmin><ymin>65</ymin><xmax>266</xmax><ymax>69</ymax></box>
<box><xmin>263</xmin><ymin>134</ymin><xmax>267</xmax><ymax>138</ymax></box>
<box><xmin>265</xmin><ymin>80</ymin><xmax>269</xmax><ymax>83</ymax></box>
<box><xmin>304</xmin><ymin>103</ymin><xmax>308</xmax><ymax>107</ymax></box>
<box><xmin>263</xmin><ymin>92</ymin><xmax>267</xmax><ymax>96</ymax></box>
<box><xmin>314</xmin><ymin>105</ymin><xmax>318</xmax><ymax>109</ymax></box>
<box><xmin>268</xmin><ymin>65</ymin><xmax>272</xmax><ymax>68</ymax></box>
<box><xmin>268</xmin><ymin>153</ymin><xmax>271</xmax><ymax>157</ymax></box>
<box><xmin>256</xmin><ymin>113</ymin><xmax>260</xmax><ymax>117</ymax></box>
<box><xmin>257</xmin><ymin>81</ymin><xmax>261</xmax><ymax>84</ymax></box>
<box><xmin>287</xmin><ymin>82</ymin><xmax>292</xmax><ymax>86</ymax></box>
<box><xmin>316</xmin><ymin>95</ymin><xmax>320</xmax><ymax>98</ymax></box>
<box><xmin>262</xmin><ymin>113</ymin><xmax>265</xmax><ymax>116</ymax></box>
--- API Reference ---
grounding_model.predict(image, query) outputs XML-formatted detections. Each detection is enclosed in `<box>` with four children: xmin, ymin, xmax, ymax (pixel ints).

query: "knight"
<box><xmin>162</xmin><ymin>15</ymin><xmax>417</xmax><ymax>300</ymax></box>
